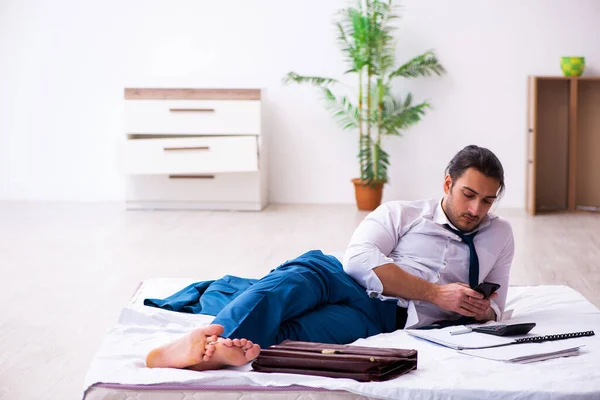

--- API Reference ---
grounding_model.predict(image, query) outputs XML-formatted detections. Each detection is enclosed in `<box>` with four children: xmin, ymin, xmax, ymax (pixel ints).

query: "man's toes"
<box><xmin>205</xmin><ymin>343</ymin><xmax>216</xmax><ymax>356</ymax></box>
<box><xmin>218</xmin><ymin>338</ymin><xmax>233</xmax><ymax>347</ymax></box>
<box><xmin>232</xmin><ymin>338</ymin><xmax>242</xmax><ymax>347</ymax></box>
<box><xmin>204</xmin><ymin>324</ymin><xmax>225</xmax><ymax>337</ymax></box>
<box><xmin>207</xmin><ymin>334</ymin><xmax>218</xmax><ymax>344</ymax></box>
<box><xmin>201</xmin><ymin>345</ymin><xmax>213</xmax><ymax>361</ymax></box>
<box><xmin>244</xmin><ymin>340</ymin><xmax>254</xmax><ymax>350</ymax></box>
<box><xmin>240</xmin><ymin>338</ymin><xmax>248</xmax><ymax>347</ymax></box>
<box><xmin>245</xmin><ymin>344</ymin><xmax>261</xmax><ymax>361</ymax></box>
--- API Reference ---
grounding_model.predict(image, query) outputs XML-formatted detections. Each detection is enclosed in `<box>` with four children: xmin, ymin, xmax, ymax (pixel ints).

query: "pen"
<box><xmin>450</xmin><ymin>328</ymin><xmax>473</xmax><ymax>335</ymax></box>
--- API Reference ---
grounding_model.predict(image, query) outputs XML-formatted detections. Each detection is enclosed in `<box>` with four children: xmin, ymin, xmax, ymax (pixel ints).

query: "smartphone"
<box><xmin>473</xmin><ymin>282</ymin><xmax>501</xmax><ymax>298</ymax></box>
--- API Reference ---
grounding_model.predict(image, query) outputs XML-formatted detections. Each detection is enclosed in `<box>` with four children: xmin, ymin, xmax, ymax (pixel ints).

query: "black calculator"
<box><xmin>472</xmin><ymin>323</ymin><xmax>536</xmax><ymax>336</ymax></box>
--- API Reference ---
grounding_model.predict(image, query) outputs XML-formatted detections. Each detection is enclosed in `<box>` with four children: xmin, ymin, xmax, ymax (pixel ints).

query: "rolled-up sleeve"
<box><xmin>343</xmin><ymin>204</ymin><xmax>401</xmax><ymax>296</ymax></box>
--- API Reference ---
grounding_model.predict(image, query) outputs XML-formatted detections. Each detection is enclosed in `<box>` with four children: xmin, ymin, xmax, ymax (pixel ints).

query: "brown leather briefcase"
<box><xmin>251</xmin><ymin>340</ymin><xmax>417</xmax><ymax>382</ymax></box>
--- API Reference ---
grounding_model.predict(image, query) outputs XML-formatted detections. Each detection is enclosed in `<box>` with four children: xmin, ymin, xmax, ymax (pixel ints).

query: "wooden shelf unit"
<box><xmin>527</xmin><ymin>76</ymin><xmax>600</xmax><ymax>215</ymax></box>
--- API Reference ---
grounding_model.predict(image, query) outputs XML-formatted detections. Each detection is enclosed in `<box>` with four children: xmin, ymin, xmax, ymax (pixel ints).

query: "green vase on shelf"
<box><xmin>560</xmin><ymin>56</ymin><xmax>585</xmax><ymax>77</ymax></box>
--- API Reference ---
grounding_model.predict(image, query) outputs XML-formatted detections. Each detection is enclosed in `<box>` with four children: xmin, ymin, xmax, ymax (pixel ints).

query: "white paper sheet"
<box><xmin>405</xmin><ymin>326</ymin><xmax>514</xmax><ymax>349</ymax></box>
<box><xmin>459</xmin><ymin>342</ymin><xmax>583</xmax><ymax>363</ymax></box>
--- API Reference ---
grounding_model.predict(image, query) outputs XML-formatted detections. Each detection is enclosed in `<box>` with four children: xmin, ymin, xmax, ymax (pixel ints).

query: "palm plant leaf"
<box><xmin>336</xmin><ymin>4</ymin><xmax>371</xmax><ymax>73</ymax></box>
<box><xmin>388</xmin><ymin>50</ymin><xmax>446</xmax><ymax>79</ymax></box>
<box><xmin>284</xmin><ymin>72</ymin><xmax>337</xmax><ymax>88</ymax></box>
<box><xmin>370</xmin><ymin>0</ymin><xmax>398</xmax><ymax>76</ymax></box>
<box><xmin>381</xmin><ymin>94</ymin><xmax>430</xmax><ymax>135</ymax></box>
<box><xmin>373</xmin><ymin>142</ymin><xmax>390</xmax><ymax>182</ymax></box>
<box><xmin>322</xmin><ymin>88</ymin><xmax>360</xmax><ymax>131</ymax></box>
<box><xmin>336</xmin><ymin>22</ymin><xmax>361</xmax><ymax>73</ymax></box>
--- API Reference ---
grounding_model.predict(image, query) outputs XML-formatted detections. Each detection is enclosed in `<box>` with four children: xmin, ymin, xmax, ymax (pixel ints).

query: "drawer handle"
<box><xmin>163</xmin><ymin>146</ymin><xmax>210</xmax><ymax>151</ymax></box>
<box><xmin>169</xmin><ymin>175</ymin><xmax>215</xmax><ymax>179</ymax></box>
<box><xmin>169</xmin><ymin>108</ymin><xmax>215</xmax><ymax>112</ymax></box>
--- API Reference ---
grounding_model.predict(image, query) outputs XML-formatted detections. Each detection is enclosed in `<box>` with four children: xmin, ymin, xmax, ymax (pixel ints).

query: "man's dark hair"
<box><xmin>445</xmin><ymin>145</ymin><xmax>505</xmax><ymax>198</ymax></box>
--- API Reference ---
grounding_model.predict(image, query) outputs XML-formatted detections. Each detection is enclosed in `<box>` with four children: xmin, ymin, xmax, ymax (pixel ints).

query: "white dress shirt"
<box><xmin>342</xmin><ymin>198</ymin><xmax>515</xmax><ymax>329</ymax></box>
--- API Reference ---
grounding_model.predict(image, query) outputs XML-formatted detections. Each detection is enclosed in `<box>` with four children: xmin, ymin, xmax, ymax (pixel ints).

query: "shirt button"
<box><xmin>369</xmin><ymin>292</ymin><xmax>379</xmax><ymax>298</ymax></box>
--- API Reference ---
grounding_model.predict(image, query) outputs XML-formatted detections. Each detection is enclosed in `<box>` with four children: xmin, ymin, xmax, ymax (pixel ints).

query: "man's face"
<box><xmin>442</xmin><ymin>168</ymin><xmax>500</xmax><ymax>232</ymax></box>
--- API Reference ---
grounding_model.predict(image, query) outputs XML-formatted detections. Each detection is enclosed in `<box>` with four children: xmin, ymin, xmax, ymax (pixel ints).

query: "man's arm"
<box><xmin>343</xmin><ymin>203</ymin><xmax>403</xmax><ymax>296</ymax></box>
<box><xmin>375</xmin><ymin>220</ymin><xmax>514</xmax><ymax>321</ymax></box>
<box><xmin>343</xmin><ymin>202</ymin><xmax>489</xmax><ymax>317</ymax></box>
<box><xmin>373</xmin><ymin>263</ymin><xmax>490</xmax><ymax>317</ymax></box>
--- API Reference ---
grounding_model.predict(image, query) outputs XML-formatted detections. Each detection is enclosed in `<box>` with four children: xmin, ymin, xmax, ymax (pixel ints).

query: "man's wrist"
<box><xmin>487</xmin><ymin>306</ymin><xmax>497</xmax><ymax>321</ymax></box>
<box><xmin>423</xmin><ymin>282</ymin><xmax>439</xmax><ymax>305</ymax></box>
<box><xmin>476</xmin><ymin>307</ymin><xmax>497</xmax><ymax>322</ymax></box>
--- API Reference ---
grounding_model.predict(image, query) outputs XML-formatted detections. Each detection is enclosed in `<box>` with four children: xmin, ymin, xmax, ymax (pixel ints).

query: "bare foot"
<box><xmin>188</xmin><ymin>337</ymin><xmax>261</xmax><ymax>371</ymax></box>
<box><xmin>146</xmin><ymin>324</ymin><xmax>224</xmax><ymax>369</ymax></box>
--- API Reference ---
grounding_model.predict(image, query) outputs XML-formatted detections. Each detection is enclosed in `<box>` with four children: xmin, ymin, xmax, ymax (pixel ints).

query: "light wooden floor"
<box><xmin>0</xmin><ymin>202</ymin><xmax>599</xmax><ymax>400</ymax></box>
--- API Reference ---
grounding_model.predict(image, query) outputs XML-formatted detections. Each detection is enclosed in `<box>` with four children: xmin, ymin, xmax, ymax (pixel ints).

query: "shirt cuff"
<box><xmin>344</xmin><ymin>246</ymin><xmax>394</xmax><ymax>296</ymax></box>
<box><xmin>364</xmin><ymin>268</ymin><xmax>384</xmax><ymax>298</ymax></box>
<box><xmin>489</xmin><ymin>299</ymin><xmax>502</xmax><ymax>321</ymax></box>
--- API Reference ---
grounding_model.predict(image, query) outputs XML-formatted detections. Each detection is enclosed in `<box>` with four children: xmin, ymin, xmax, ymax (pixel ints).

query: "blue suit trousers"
<box><xmin>210</xmin><ymin>250</ymin><xmax>399</xmax><ymax>348</ymax></box>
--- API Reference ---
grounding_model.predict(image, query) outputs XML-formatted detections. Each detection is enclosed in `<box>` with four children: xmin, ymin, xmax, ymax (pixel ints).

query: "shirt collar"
<box><xmin>433</xmin><ymin>197</ymin><xmax>496</xmax><ymax>234</ymax></box>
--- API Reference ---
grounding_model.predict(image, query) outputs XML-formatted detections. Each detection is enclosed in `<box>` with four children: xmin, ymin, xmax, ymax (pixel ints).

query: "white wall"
<box><xmin>1</xmin><ymin>0</ymin><xmax>598</xmax><ymax>207</ymax></box>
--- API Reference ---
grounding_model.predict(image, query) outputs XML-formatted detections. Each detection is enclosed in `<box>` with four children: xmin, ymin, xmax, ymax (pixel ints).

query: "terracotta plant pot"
<box><xmin>352</xmin><ymin>178</ymin><xmax>385</xmax><ymax>211</ymax></box>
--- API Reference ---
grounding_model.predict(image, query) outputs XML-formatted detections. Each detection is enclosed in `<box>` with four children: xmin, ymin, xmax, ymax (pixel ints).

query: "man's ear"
<box><xmin>443</xmin><ymin>174</ymin><xmax>453</xmax><ymax>195</ymax></box>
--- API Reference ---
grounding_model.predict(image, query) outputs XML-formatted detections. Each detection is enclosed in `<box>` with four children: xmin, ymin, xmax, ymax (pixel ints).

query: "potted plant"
<box><xmin>284</xmin><ymin>0</ymin><xmax>445</xmax><ymax>210</ymax></box>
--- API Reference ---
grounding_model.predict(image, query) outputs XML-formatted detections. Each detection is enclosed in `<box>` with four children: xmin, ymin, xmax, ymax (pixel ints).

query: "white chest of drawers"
<box><xmin>123</xmin><ymin>88</ymin><xmax>267</xmax><ymax>211</ymax></box>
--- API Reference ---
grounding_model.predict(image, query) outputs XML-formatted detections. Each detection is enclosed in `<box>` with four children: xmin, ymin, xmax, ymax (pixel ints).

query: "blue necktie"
<box><xmin>443</xmin><ymin>224</ymin><xmax>479</xmax><ymax>289</ymax></box>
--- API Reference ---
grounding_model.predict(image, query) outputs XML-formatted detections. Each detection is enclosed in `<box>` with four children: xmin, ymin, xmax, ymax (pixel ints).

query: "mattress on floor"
<box><xmin>85</xmin><ymin>384</ymin><xmax>372</xmax><ymax>400</ymax></box>
<box><xmin>82</xmin><ymin>278</ymin><xmax>600</xmax><ymax>400</ymax></box>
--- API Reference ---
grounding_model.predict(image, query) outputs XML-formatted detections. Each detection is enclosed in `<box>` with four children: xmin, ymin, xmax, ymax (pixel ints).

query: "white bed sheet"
<box><xmin>83</xmin><ymin>278</ymin><xmax>600</xmax><ymax>400</ymax></box>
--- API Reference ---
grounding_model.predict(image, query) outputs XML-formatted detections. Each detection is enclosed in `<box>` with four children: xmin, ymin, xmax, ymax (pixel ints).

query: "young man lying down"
<box><xmin>146</xmin><ymin>145</ymin><xmax>514</xmax><ymax>371</ymax></box>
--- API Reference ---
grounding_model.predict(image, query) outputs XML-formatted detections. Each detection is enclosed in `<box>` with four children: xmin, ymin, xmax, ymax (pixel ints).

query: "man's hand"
<box><xmin>431</xmin><ymin>283</ymin><xmax>497</xmax><ymax>319</ymax></box>
<box><xmin>372</xmin><ymin>264</ymin><xmax>498</xmax><ymax>322</ymax></box>
<box><xmin>473</xmin><ymin>297</ymin><xmax>498</xmax><ymax>321</ymax></box>
<box><xmin>473</xmin><ymin>305</ymin><xmax>497</xmax><ymax>321</ymax></box>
